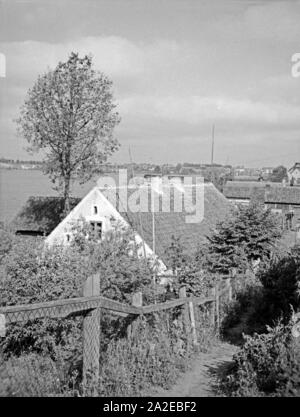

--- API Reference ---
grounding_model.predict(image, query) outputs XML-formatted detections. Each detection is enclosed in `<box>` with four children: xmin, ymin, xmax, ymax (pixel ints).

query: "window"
<box><xmin>90</xmin><ymin>221</ymin><xmax>102</xmax><ymax>239</ymax></box>
<box><xmin>93</xmin><ymin>206</ymin><xmax>98</xmax><ymax>214</ymax></box>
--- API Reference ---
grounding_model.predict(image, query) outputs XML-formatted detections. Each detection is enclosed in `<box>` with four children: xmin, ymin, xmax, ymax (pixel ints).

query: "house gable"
<box><xmin>44</xmin><ymin>187</ymin><xmax>164</xmax><ymax>271</ymax></box>
<box><xmin>44</xmin><ymin>182</ymin><xmax>233</xmax><ymax>271</ymax></box>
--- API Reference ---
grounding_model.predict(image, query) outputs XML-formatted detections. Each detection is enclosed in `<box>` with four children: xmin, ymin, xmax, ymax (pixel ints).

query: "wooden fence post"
<box><xmin>179</xmin><ymin>286</ymin><xmax>191</xmax><ymax>344</ymax></box>
<box><xmin>127</xmin><ymin>291</ymin><xmax>142</xmax><ymax>339</ymax></box>
<box><xmin>82</xmin><ymin>274</ymin><xmax>100</xmax><ymax>395</ymax></box>
<box><xmin>188</xmin><ymin>301</ymin><xmax>198</xmax><ymax>346</ymax></box>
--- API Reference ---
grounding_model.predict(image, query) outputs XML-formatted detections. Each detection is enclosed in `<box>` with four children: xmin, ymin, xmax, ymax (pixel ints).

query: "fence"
<box><xmin>0</xmin><ymin>273</ymin><xmax>233</xmax><ymax>395</ymax></box>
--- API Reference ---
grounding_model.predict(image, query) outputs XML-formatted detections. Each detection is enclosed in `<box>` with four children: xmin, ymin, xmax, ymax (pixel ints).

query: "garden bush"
<box><xmin>221</xmin><ymin>245</ymin><xmax>300</xmax><ymax>342</ymax></box>
<box><xmin>223</xmin><ymin>319</ymin><xmax>300</xmax><ymax>397</ymax></box>
<box><xmin>257</xmin><ymin>246</ymin><xmax>300</xmax><ymax>323</ymax></box>
<box><xmin>0</xmin><ymin>227</ymin><xmax>215</xmax><ymax>396</ymax></box>
<box><xmin>206</xmin><ymin>204</ymin><xmax>282</xmax><ymax>274</ymax></box>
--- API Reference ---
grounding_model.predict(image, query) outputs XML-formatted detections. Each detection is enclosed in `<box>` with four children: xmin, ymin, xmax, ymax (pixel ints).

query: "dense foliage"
<box><xmin>163</xmin><ymin>235</ymin><xmax>216</xmax><ymax>296</ymax></box>
<box><xmin>269</xmin><ymin>165</ymin><xmax>288</xmax><ymax>183</ymax></box>
<box><xmin>206</xmin><ymin>204</ymin><xmax>282</xmax><ymax>274</ymax></box>
<box><xmin>0</xmin><ymin>229</ymin><xmax>154</xmax><ymax>357</ymax></box>
<box><xmin>0</xmin><ymin>227</ymin><xmax>214</xmax><ymax>396</ymax></box>
<box><xmin>221</xmin><ymin>245</ymin><xmax>300</xmax><ymax>397</ymax></box>
<box><xmin>16</xmin><ymin>52</ymin><xmax>120</xmax><ymax>214</ymax></box>
<box><xmin>258</xmin><ymin>246</ymin><xmax>300</xmax><ymax>321</ymax></box>
<box><xmin>223</xmin><ymin>246</ymin><xmax>300</xmax><ymax>338</ymax></box>
<box><xmin>223</xmin><ymin>319</ymin><xmax>300</xmax><ymax>397</ymax></box>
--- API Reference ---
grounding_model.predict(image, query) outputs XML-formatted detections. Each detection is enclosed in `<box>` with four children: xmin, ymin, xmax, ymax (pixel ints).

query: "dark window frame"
<box><xmin>90</xmin><ymin>221</ymin><xmax>102</xmax><ymax>239</ymax></box>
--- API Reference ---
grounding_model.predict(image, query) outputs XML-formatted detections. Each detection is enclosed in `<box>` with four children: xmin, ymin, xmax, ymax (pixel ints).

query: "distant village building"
<box><xmin>261</xmin><ymin>167</ymin><xmax>274</xmax><ymax>176</ymax></box>
<box><xmin>223</xmin><ymin>180</ymin><xmax>300</xmax><ymax>238</ymax></box>
<box><xmin>233</xmin><ymin>166</ymin><xmax>260</xmax><ymax>177</ymax></box>
<box><xmin>11</xmin><ymin>179</ymin><xmax>233</xmax><ymax>276</ymax></box>
<box><xmin>288</xmin><ymin>162</ymin><xmax>300</xmax><ymax>186</ymax></box>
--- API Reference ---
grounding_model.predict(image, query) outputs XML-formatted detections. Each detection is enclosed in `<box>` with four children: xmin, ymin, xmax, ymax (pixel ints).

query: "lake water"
<box><xmin>0</xmin><ymin>169</ymin><xmax>97</xmax><ymax>223</ymax></box>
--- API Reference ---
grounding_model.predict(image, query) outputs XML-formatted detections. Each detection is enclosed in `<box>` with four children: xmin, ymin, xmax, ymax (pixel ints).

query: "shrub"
<box><xmin>221</xmin><ymin>246</ymin><xmax>300</xmax><ymax>341</ymax></box>
<box><xmin>257</xmin><ymin>246</ymin><xmax>300</xmax><ymax>323</ymax></box>
<box><xmin>87</xmin><ymin>229</ymin><xmax>154</xmax><ymax>303</ymax></box>
<box><xmin>0</xmin><ymin>231</ymin><xmax>155</xmax><ymax>377</ymax></box>
<box><xmin>221</xmin><ymin>280</ymin><xmax>265</xmax><ymax>341</ymax></box>
<box><xmin>206</xmin><ymin>204</ymin><xmax>283</xmax><ymax>274</ymax></box>
<box><xmin>0</xmin><ymin>227</ymin><xmax>198</xmax><ymax>396</ymax></box>
<box><xmin>223</xmin><ymin>319</ymin><xmax>300</xmax><ymax>397</ymax></box>
<box><xmin>0</xmin><ymin>238</ymin><xmax>88</xmax><ymax>361</ymax></box>
<box><xmin>0</xmin><ymin>226</ymin><xmax>217</xmax><ymax>396</ymax></box>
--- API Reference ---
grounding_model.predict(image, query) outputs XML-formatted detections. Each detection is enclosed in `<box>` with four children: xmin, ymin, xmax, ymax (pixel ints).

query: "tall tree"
<box><xmin>16</xmin><ymin>52</ymin><xmax>120</xmax><ymax>214</ymax></box>
<box><xmin>206</xmin><ymin>204</ymin><xmax>283</xmax><ymax>274</ymax></box>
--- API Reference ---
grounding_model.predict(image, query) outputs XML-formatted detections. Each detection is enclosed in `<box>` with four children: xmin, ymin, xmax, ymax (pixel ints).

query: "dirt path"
<box><xmin>150</xmin><ymin>343</ymin><xmax>238</xmax><ymax>397</ymax></box>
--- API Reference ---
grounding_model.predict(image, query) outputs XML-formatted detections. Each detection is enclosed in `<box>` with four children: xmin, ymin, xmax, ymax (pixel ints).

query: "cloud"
<box><xmin>243</xmin><ymin>0</ymin><xmax>300</xmax><ymax>43</ymax></box>
<box><xmin>119</xmin><ymin>94</ymin><xmax>300</xmax><ymax>127</ymax></box>
<box><xmin>1</xmin><ymin>0</ymin><xmax>300</xmax><ymax>166</ymax></box>
<box><xmin>1</xmin><ymin>36</ymin><xmax>188</xmax><ymax>86</ymax></box>
<box><xmin>209</xmin><ymin>0</ymin><xmax>300</xmax><ymax>44</ymax></box>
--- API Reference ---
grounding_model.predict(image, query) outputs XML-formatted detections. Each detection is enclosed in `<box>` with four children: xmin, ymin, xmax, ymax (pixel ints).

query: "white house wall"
<box><xmin>288</xmin><ymin>167</ymin><xmax>300</xmax><ymax>184</ymax></box>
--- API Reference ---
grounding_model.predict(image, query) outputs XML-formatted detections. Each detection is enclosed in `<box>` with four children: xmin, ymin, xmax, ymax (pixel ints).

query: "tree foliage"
<box><xmin>163</xmin><ymin>235</ymin><xmax>215</xmax><ymax>296</ymax></box>
<box><xmin>164</xmin><ymin>235</ymin><xmax>189</xmax><ymax>274</ymax></box>
<box><xmin>269</xmin><ymin>165</ymin><xmax>288</xmax><ymax>183</ymax></box>
<box><xmin>206</xmin><ymin>204</ymin><xmax>283</xmax><ymax>274</ymax></box>
<box><xmin>224</xmin><ymin>319</ymin><xmax>300</xmax><ymax>397</ymax></box>
<box><xmin>0</xmin><ymin>228</ymin><xmax>154</xmax><ymax>359</ymax></box>
<box><xmin>256</xmin><ymin>246</ymin><xmax>300</xmax><ymax>323</ymax></box>
<box><xmin>16</xmin><ymin>52</ymin><xmax>120</xmax><ymax>214</ymax></box>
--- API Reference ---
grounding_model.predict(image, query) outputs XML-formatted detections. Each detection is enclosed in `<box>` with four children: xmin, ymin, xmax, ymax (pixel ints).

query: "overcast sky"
<box><xmin>0</xmin><ymin>0</ymin><xmax>300</xmax><ymax>167</ymax></box>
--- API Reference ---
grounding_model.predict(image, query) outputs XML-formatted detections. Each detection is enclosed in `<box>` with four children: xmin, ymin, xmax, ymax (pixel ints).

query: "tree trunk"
<box><xmin>63</xmin><ymin>176</ymin><xmax>71</xmax><ymax>216</ymax></box>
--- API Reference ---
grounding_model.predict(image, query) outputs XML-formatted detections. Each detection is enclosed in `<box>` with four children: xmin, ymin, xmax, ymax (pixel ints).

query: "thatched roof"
<box><xmin>10</xmin><ymin>196</ymin><xmax>81</xmax><ymax>235</ymax></box>
<box><xmin>11</xmin><ymin>184</ymin><xmax>233</xmax><ymax>264</ymax></box>
<box><xmin>101</xmin><ymin>182</ymin><xmax>233</xmax><ymax>262</ymax></box>
<box><xmin>223</xmin><ymin>181</ymin><xmax>265</xmax><ymax>200</ymax></box>
<box><xmin>265</xmin><ymin>187</ymin><xmax>300</xmax><ymax>205</ymax></box>
<box><xmin>223</xmin><ymin>181</ymin><xmax>300</xmax><ymax>205</ymax></box>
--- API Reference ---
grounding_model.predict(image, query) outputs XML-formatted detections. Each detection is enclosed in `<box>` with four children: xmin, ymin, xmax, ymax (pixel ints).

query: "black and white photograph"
<box><xmin>0</xmin><ymin>0</ymin><xmax>300</xmax><ymax>401</ymax></box>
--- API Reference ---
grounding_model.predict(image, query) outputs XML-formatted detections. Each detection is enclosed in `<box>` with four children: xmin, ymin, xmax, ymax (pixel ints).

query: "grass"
<box><xmin>0</xmin><ymin>307</ymin><xmax>218</xmax><ymax>397</ymax></box>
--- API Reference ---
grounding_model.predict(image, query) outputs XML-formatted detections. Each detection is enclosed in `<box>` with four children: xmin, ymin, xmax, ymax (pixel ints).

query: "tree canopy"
<box><xmin>206</xmin><ymin>204</ymin><xmax>283</xmax><ymax>274</ymax></box>
<box><xmin>269</xmin><ymin>165</ymin><xmax>288</xmax><ymax>183</ymax></box>
<box><xmin>16</xmin><ymin>52</ymin><xmax>120</xmax><ymax>214</ymax></box>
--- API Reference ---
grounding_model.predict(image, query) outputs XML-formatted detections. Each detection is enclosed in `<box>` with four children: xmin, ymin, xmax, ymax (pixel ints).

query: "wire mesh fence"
<box><xmin>0</xmin><ymin>275</ymin><xmax>233</xmax><ymax>397</ymax></box>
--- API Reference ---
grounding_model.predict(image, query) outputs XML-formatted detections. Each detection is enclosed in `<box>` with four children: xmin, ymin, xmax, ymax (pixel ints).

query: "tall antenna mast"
<box><xmin>211</xmin><ymin>124</ymin><xmax>215</xmax><ymax>165</ymax></box>
<box><xmin>128</xmin><ymin>146</ymin><xmax>133</xmax><ymax>177</ymax></box>
<box><xmin>128</xmin><ymin>146</ymin><xmax>147</xmax><ymax>259</ymax></box>
<box><xmin>151</xmin><ymin>183</ymin><xmax>156</xmax><ymax>255</ymax></box>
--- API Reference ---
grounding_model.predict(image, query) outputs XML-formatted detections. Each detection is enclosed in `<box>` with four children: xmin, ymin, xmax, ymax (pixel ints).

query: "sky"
<box><xmin>0</xmin><ymin>0</ymin><xmax>300</xmax><ymax>167</ymax></box>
